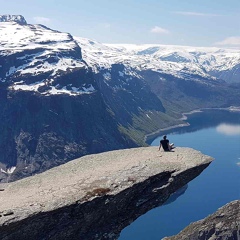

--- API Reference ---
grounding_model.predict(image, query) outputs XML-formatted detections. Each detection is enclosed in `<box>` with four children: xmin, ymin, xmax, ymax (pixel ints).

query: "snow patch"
<box><xmin>146</xmin><ymin>114</ymin><xmax>151</xmax><ymax>119</ymax></box>
<box><xmin>119</xmin><ymin>71</ymin><xmax>124</xmax><ymax>77</ymax></box>
<box><xmin>103</xmin><ymin>72</ymin><xmax>111</xmax><ymax>81</ymax></box>
<box><xmin>10</xmin><ymin>81</ymin><xmax>95</xmax><ymax>96</ymax></box>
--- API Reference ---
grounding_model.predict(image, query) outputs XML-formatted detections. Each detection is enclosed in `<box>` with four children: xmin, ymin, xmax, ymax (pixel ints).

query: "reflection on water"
<box><xmin>162</xmin><ymin>185</ymin><xmax>188</xmax><ymax>206</ymax></box>
<box><xmin>146</xmin><ymin>109</ymin><xmax>240</xmax><ymax>145</ymax></box>
<box><xmin>216</xmin><ymin>123</ymin><xmax>240</xmax><ymax>135</ymax></box>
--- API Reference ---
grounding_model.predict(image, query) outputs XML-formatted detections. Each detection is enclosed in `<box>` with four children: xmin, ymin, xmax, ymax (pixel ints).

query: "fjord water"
<box><xmin>119</xmin><ymin>109</ymin><xmax>240</xmax><ymax>240</ymax></box>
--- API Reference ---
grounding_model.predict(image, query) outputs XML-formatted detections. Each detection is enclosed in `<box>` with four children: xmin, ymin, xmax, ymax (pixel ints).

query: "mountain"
<box><xmin>76</xmin><ymin>37</ymin><xmax>240</xmax><ymax>115</ymax></box>
<box><xmin>0</xmin><ymin>17</ymin><xmax>88</xmax><ymax>94</ymax></box>
<box><xmin>0</xmin><ymin>15</ymin><xmax>138</xmax><ymax>181</ymax></box>
<box><xmin>76</xmin><ymin>39</ymin><xmax>240</xmax><ymax>83</ymax></box>
<box><xmin>0</xmin><ymin>15</ymin><xmax>239</xmax><ymax>182</ymax></box>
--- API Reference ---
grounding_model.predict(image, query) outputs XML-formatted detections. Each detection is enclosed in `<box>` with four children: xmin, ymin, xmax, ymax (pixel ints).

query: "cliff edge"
<box><xmin>0</xmin><ymin>147</ymin><xmax>213</xmax><ymax>239</ymax></box>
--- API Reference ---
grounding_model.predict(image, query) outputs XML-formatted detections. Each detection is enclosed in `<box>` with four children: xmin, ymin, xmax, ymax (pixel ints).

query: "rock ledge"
<box><xmin>0</xmin><ymin>147</ymin><xmax>213</xmax><ymax>240</ymax></box>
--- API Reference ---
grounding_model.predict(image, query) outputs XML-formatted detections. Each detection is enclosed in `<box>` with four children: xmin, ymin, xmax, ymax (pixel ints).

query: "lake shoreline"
<box><xmin>144</xmin><ymin>106</ymin><xmax>240</xmax><ymax>144</ymax></box>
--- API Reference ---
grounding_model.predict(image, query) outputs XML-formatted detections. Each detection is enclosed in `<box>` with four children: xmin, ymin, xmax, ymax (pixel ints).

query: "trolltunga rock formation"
<box><xmin>0</xmin><ymin>146</ymin><xmax>213</xmax><ymax>240</ymax></box>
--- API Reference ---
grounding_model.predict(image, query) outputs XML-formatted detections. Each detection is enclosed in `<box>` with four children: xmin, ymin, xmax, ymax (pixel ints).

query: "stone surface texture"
<box><xmin>0</xmin><ymin>146</ymin><xmax>213</xmax><ymax>240</ymax></box>
<box><xmin>163</xmin><ymin>200</ymin><xmax>240</xmax><ymax>240</ymax></box>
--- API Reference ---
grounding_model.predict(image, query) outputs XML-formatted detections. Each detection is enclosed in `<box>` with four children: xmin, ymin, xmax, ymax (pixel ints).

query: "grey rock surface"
<box><xmin>163</xmin><ymin>200</ymin><xmax>240</xmax><ymax>240</ymax></box>
<box><xmin>0</xmin><ymin>146</ymin><xmax>213</xmax><ymax>239</ymax></box>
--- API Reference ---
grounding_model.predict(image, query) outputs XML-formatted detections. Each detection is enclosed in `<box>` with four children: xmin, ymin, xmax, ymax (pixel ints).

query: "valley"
<box><xmin>0</xmin><ymin>15</ymin><xmax>239</xmax><ymax>182</ymax></box>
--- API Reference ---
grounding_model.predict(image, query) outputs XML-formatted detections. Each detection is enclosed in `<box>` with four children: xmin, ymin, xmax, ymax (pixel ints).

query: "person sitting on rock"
<box><xmin>159</xmin><ymin>135</ymin><xmax>174</xmax><ymax>151</ymax></box>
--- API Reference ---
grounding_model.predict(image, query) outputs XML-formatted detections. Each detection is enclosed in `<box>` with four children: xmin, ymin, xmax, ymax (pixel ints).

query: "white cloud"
<box><xmin>216</xmin><ymin>124</ymin><xmax>240</xmax><ymax>136</ymax></box>
<box><xmin>215</xmin><ymin>36</ymin><xmax>240</xmax><ymax>46</ymax></box>
<box><xmin>150</xmin><ymin>26</ymin><xmax>169</xmax><ymax>34</ymax></box>
<box><xmin>33</xmin><ymin>17</ymin><xmax>51</xmax><ymax>24</ymax></box>
<box><xmin>173</xmin><ymin>11</ymin><xmax>224</xmax><ymax>17</ymax></box>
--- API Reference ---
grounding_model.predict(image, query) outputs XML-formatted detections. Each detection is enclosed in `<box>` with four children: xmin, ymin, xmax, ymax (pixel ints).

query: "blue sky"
<box><xmin>1</xmin><ymin>0</ymin><xmax>240</xmax><ymax>47</ymax></box>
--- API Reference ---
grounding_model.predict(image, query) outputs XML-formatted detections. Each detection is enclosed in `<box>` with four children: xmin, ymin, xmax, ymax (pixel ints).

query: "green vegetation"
<box><xmin>119</xmin><ymin>110</ymin><xmax>183</xmax><ymax>146</ymax></box>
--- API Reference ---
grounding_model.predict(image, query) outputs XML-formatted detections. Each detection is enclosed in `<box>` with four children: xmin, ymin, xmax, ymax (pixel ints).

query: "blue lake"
<box><xmin>119</xmin><ymin>109</ymin><xmax>240</xmax><ymax>240</ymax></box>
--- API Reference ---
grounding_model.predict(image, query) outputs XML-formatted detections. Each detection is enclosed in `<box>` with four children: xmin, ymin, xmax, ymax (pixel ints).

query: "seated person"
<box><xmin>159</xmin><ymin>135</ymin><xmax>174</xmax><ymax>151</ymax></box>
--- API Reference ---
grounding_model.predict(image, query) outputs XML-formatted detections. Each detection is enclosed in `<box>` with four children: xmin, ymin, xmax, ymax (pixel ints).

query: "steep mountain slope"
<box><xmin>163</xmin><ymin>200</ymin><xmax>240</xmax><ymax>240</ymax></box>
<box><xmin>0</xmin><ymin>19</ymin><xmax>92</xmax><ymax>95</ymax></box>
<box><xmin>0</xmin><ymin>16</ymin><xmax>139</xmax><ymax>181</ymax></box>
<box><xmin>76</xmin><ymin>37</ymin><xmax>240</xmax><ymax>115</ymax></box>
<box><xmin>0</xmin><ymin>15</ymin><xmax>239</xmax><ymax>182</ymax></box>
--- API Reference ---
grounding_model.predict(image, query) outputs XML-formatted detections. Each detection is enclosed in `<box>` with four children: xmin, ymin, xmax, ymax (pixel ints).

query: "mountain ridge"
<box><xmin>76</xmin><ymin>38</ymin><xmax>240</xmax><ymax>83</ymax></box>
<box><xmin>0</xmin><ymin>15</ymin><xmax>239</xmax><ymax>182</ymax></box>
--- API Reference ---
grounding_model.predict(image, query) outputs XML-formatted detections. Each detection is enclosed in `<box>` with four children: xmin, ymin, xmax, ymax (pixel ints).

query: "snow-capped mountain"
<box><xmin>75</xmin><ymin>38</ymin><xmax>240</xmax><ymax>83</ymax></box>
<box><xmin>0</xmin><ymin>16</ymin><xmax>95</xmax><ymax>96</ymax></box>
<box><xmin>1</xmin><ymin>14</ymin><xmax>239</xmax><ymax>98</ymax></box>
<box><xmin>0</xmin><ymin>15</ymin><xmax>240</xmax><ymax>182</ymax></box>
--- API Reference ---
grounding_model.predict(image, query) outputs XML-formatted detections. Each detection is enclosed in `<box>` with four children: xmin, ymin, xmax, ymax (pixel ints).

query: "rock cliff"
<box><xmin>163</xmin><ymin>200</ymin><xmax>240</xmax><ymax>240</ymax></box>
<box><xmin>0</xmin><ymin>147</ymin><xmax>213</xmax><ymax>240</ymax></box>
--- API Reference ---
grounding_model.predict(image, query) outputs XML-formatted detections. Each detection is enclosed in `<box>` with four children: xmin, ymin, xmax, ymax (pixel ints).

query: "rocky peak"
<box><xmin>0</xmin><ymin>15</ymin><xmax>27</xmax><ymax>25</ymax></box>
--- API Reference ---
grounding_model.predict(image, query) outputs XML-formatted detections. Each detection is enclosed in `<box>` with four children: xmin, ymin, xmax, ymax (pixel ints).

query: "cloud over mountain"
<box><xmin>150</xmin><ymin>26</ymin><xmax>169</xmax><ymax>34</ymax></box>
<box><xmin>33</xmin><ymin>16</ymin><xmax>51</xmax><ymax>24</ymax></box>
<box><xmin>215</xmin><ymin>36</ymin><xmax>240</xmax><ymax>46</ymax></box>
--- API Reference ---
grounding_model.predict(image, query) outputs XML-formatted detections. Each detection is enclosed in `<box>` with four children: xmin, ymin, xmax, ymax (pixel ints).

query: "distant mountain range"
<box><xmin>0</xmin><ymin>15</ymin><xmax>239</xmax><ymax>182</ymax></box>
<box><xmin>77</xmin><ymin>38</ymin><xmax>240</xmax><ymax>84</ymax></box>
